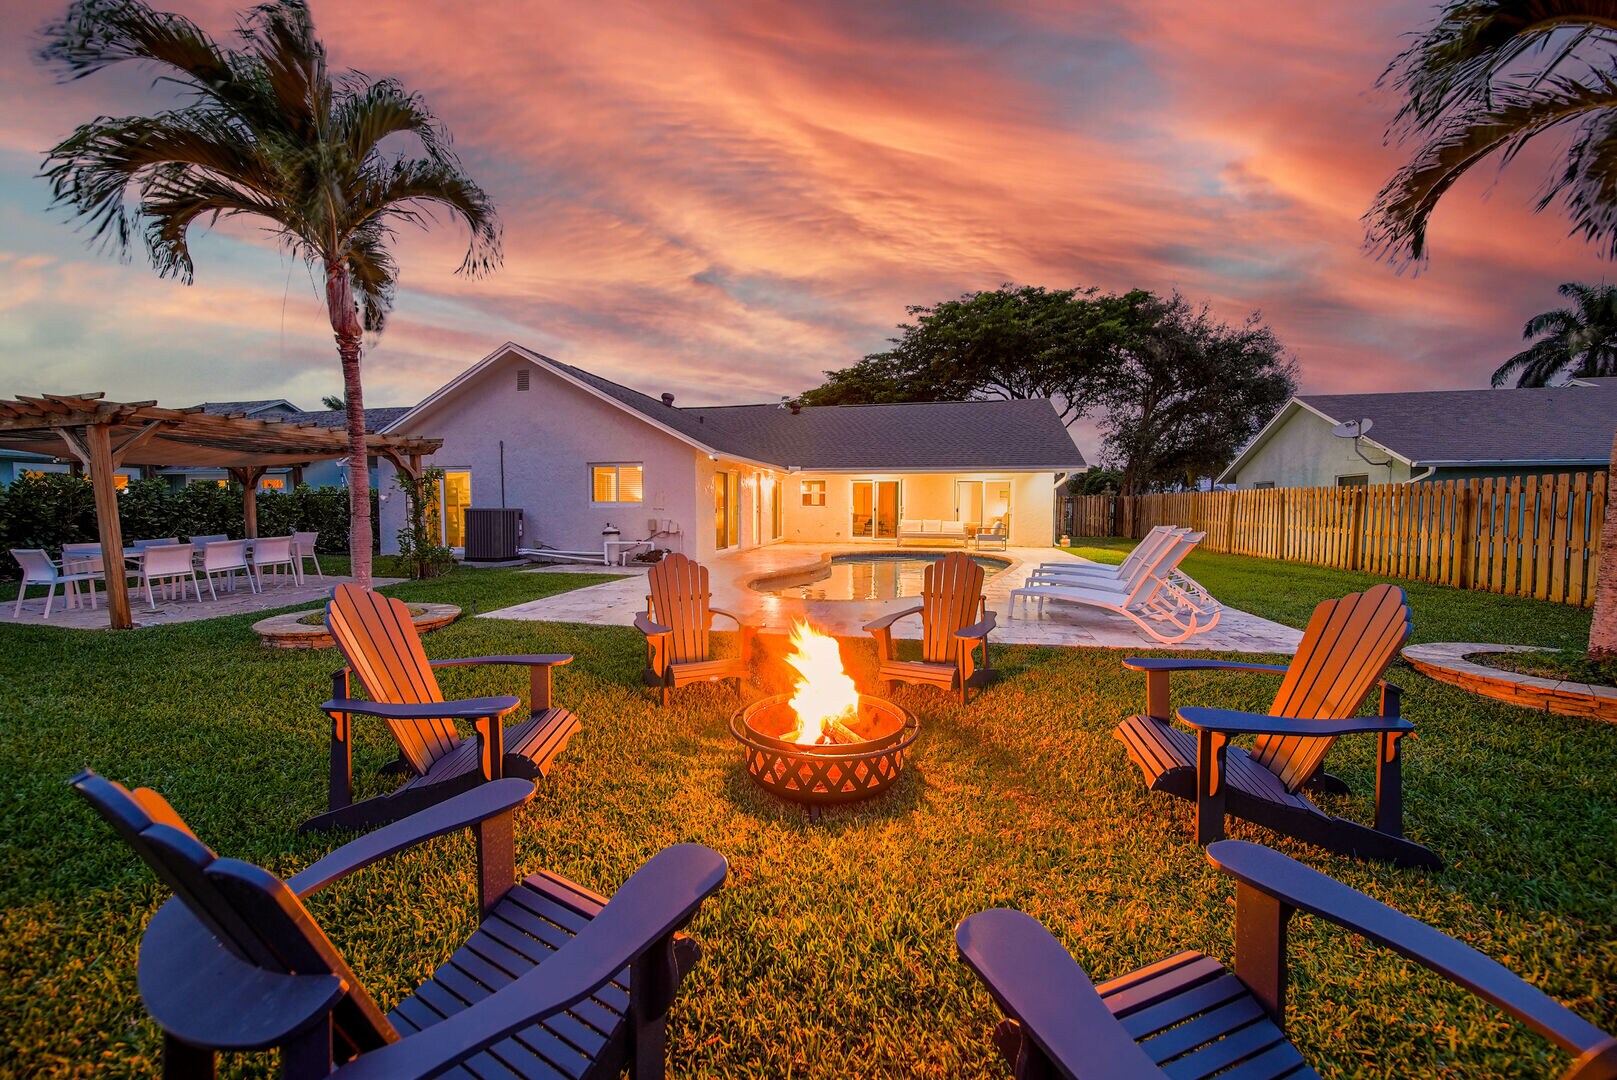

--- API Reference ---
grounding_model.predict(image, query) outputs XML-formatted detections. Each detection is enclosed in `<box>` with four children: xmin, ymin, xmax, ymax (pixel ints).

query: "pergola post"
<box><xmin>83</xmin><ymin>424</ymin><xmax>132</xmax><ymax>630</ymax></box>
<box><xmin>231</xmin><ymin>466</ymin><xmax>267</xmax><ymax>538</ymax></box>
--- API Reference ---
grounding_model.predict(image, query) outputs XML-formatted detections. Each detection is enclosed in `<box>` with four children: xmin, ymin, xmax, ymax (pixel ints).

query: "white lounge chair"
<box><xmin>1033</xmin><ymin>525</ymin><xmax>1182</xmax><ymax>581</ymax></box>
<box><xmin>10</xmin><ymin>548</ymin><xmax>102</xmax><ymax>618</ymax></box>
<box><xmin>1011</xmin><ymin>531</ymin><xmax>1221</xmax><ymax>643</ymax></box>
<box><xmin>1029</xmin><ymin>528</ymin><xmax>1217</xmax><ymax>612</ymax></box>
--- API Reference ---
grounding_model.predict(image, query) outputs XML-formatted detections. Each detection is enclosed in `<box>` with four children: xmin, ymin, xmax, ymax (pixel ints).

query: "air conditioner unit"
<box><xmin>463</xmin><ymin>508</ymin><xmax>523</xmax><ymax>561</ymax></box>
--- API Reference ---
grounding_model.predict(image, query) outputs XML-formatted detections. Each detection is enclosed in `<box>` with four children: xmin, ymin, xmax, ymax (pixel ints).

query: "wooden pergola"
<box><xmin>0</xmin><ymin>393</ymin><xmax>440</xmax><ymax>629</ymax></box>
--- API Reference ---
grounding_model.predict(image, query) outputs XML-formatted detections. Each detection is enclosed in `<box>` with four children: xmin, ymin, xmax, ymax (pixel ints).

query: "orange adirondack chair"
<box><xmin>305</xmin><ymin>584</ymin><xmax>581</xmax><ymax>831</ymax></box>
<box><xmin>635</xmin><ymin>553</ymin><xmax>756</xmax><ymax>706</ymax></box>
<box><xmin>1115</xmin><ymin>583</ymin><xmax>1437</xmax><ymax>867</ymax></box>
<box><xmin>863</xmin><ymin>552</ymin><xmax>996</xmax><ymax>705</ymax></box>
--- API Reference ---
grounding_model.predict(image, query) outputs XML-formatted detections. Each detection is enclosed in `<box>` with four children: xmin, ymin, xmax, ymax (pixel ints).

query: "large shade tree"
<box><xmin>1493</xmin><ymin>281</ymin><xmax>1617</xmax><ymax>386</ymax></box>
<box><xmin>37</xmin><ymin>0</ymin><xmax>501</xmax><ymax>585</ymax></box>
<box><xmin>1368</xmin><ymin>1</ymin><xmax>1617</xmax><ymax>657</ymax></box>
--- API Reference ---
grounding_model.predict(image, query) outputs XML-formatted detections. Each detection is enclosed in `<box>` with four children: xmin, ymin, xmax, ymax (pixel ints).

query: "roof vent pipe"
<box><xmin>661</xmin><ymin>393</ymin><xmax>675</xmax><ymax>406</ymax></box>
<box><xmin>790</xmin><ymin>402</ymin><xmax>802</xmax><ymax>415</ymax></box>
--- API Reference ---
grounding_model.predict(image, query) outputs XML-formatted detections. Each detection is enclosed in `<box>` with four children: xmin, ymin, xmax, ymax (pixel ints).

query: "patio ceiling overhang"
<box><xmin>0</xmin><ymin>393</ymin><xmax>441</xmax><ymax>630</ymax></box>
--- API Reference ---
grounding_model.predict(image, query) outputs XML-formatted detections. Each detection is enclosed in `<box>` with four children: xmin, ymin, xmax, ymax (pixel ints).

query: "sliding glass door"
<box><xmin>851</xmin><ymin>480</ymin><xmax>900</xmax><ymax>539</ymax></box>
<box><xmin>956</xmin><ymin>479</ymin><xmax>1011</xmax><ymax>532</ymax></box>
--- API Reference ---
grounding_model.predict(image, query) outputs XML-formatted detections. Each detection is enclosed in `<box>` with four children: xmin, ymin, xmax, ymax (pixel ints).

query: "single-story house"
<box><xmin>156</xmin><ymin>401</ymin><xmax>409</xmax><ymax>491</ymax></box>
<box><xmin>377</xmin><ymin>343</ymin><xmax>1086</xmax><ymax>559</ymax></box>
<box><xmin>0</xmin><ymin>446</ymin><xmax>71</xmax><ymax>484</ymax></box>
<box><xmin>1219</xmin><ymin>384</ymin><xmax>1617</xmax><ymax>489</ymax></box>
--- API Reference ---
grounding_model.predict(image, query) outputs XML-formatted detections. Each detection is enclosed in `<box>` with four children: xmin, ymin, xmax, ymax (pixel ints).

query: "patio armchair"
<box><xmin>305</xmin><ymin>584</ymin><xmax>582</xmax><ymax>832</ymax></box>
<box><xmin>10</xmin><ymin>548</ymin><xmax>102</xmax><ymax>618</ymax></box>
<box><xmin>201</xmin><ymin>539</ymin><xmax>257</xmax><ymax>599</ymax></box>
<box><xmin>864</xmin><ymin>551</ymin><xmax>996</xmax><ymax>704</ymax></box>
<box><xmin>956</xmin><ymin>840</ymin><xmax>1615</xmax><ymax>1080</ymax></box>
<box><xmin>135</xmin><ymin>543</ymin><xmax>202</xmax><ymax>610</ymax></box>
<box><xmin>293</xmin><ymin>530</ymin><xmax>324</xmax><ymax>580</ymax></box>
<box><xmin>972</xmin><ymin>517</ymin><xmax>1008</xmax><ymax>551</ymax></box>
<box><xmin>250</xmin><ymin>534</ymin><xmax>299</xmax><ymax>588</ymax></box>
<box><xmin>1115</xmin><ymin>583</ymin><xmax>1438</xmax><ymax>867</ymax></box>
<box><xmin>636</xmin><ymin>552</ymin><xmax>756</xmax><ymax>706</ymax></box>
<box><xmin>73</xmin><ymin>771</ymin><xmax>727</xmax><ymax>1080</ymax></box>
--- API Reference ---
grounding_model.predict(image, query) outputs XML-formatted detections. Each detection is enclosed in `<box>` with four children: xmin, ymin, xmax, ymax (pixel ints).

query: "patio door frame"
<box><xmin>428</xmin><ymin>469</ymin><xmax>473</xmax><ymax>549</ymax></box>
<box><xmin>850</xmin><ymin>479</ymin><xmax>901</xmax><ymax>540</ymax></box>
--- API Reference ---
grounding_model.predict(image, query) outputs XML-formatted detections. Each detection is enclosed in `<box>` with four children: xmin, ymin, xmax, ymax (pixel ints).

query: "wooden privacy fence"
<box><xmin>1060</xmin><ymin>472</ymin><xmax>1608</xmax><ymax>606</ymax></box>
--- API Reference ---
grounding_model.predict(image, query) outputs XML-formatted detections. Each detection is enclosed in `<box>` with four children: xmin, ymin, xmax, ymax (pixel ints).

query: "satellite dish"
<box><xmin>1331</xmin><ymin>418</ymin><xmax>1373</xmax><ymax>439</ymax></box>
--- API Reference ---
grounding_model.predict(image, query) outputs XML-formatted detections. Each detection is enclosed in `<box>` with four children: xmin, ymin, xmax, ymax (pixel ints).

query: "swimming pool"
<box><xmin>750</xmin><ymin>552</ymin><xmax>1010</xmax><ymax>601</ymax></box>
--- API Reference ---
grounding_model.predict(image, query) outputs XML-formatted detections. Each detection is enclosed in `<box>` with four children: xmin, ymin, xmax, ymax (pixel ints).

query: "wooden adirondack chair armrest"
<box><xmin>139</xmin><ymin>901</ymin><xmax>349</xmax><ymax>1052</ymax></box>
<box><xmin>287</xmin><ymin>779</ymin><xmax>536</xmax><ymax>897</ymax></box>
<box><xmin>321</xmin><ymin>696</ymin><xmax>522</xmax><ymax>722</ymax></box>
<box><xmin>1176</xmin><ymin>707</ymin><xmax>1414</xmax><ymax>738</ymax></box>
<box><xmin>956</xmin><ymin>611</ymin><xmax>996</xmax><ymax>642</ymax></box>
<box><xmin>955</xmin><ymin>908</ymin><xmax>1166</xmax><ymax>1079</ymax></box>
<box><xmin>328</xmin><ymin>844</ymin><xmax>729</xmax><ymax>1080</ymax></box>
<box><xmin>1206</xmin><ymin>840</ymin><xmax>1614</xmax><ymax>1059</ymax></box>
<box><xmin>1122</xmin><ymin>658</ymin><xmax>1291</xmax><ymax>676</ymax></box>
<box><xmin>708</xmin><ymin>606</ymin><xmax>751</xmax><ymax>631</ymax></box>
<box><xmin>430</xmin><ymin>654</ymin><xmax>573</xmax><ymax>670</ymax></box>
<box><xmin>864</xmin><ymin>605</ymin><xmax>924</xmax><ymax>633</ymax></box>
<box><xmin>634</xmin><ymin>612</ymin><xmax>672</xmax><ymax>638</ymax></box>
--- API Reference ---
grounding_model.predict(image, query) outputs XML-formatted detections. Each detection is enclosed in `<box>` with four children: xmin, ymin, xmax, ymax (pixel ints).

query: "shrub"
<box><xmin>0</xmin><ymin>474</ymin><xmax>374</xmax><ymax>577</ymax></box>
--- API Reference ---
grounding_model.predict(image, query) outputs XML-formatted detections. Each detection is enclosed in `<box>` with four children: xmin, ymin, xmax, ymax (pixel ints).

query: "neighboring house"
<box><xmin>1220</xmin><ymin>385</ymin><xmax>1617</xmax><ymax>489</ymax></box>
<box><xmin>0</xmin><ymin>446</ymin><xmax>70</xmax><ymax>484</ymax></box>
<box><xmin>156</xmin><ymin>401</ymin><xmax>409</xmax><ymax>491</ymax></box>
<box><xmin>377</xmin><ymin>343</ymin><xmax>1086</xmax><ymax>558</ymax></box>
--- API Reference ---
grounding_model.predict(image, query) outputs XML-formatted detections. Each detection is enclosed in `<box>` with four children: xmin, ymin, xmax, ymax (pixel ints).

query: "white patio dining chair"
<box><xmin>250</xmin><ymin>535</ymin><xmax>300</xmax><ymax>588</ymax></box>
<box><xmin>136</xmin><ymin>543</ymin><xmax>201</xmax><ymax>610</ymax></box>
<box><xmin>130</xmin><ymin>537</ymin><xmax>179</xmax><ymax>551</ymax></box>
<box><xmin>61</xmin><ymin>542</ymin><xmax>110</xmax><ymax>606</ymax></box>
<box><xmin>201</xmin><ymin>540</ymin><xmax>257</xmax><ymax>600</ymax></box>
<box><xmin>293</xmin><ymin>530</ymin><xmax>323</xmax><ymax>580</ymax></box>
<box><xmin>10</xmin><ymin>548</ymin><xmax>102</xmax><ymax>618</ymax></box>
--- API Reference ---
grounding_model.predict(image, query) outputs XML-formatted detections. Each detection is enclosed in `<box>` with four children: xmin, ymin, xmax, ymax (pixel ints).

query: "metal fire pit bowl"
<box><xmin>730</xmin><ymin>693</ymin><xmax>919</xmax><ymax>805</ymax></box>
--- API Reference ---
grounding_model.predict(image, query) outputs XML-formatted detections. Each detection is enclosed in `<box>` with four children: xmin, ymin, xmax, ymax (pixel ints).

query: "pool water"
<box><xmin>752</xmin><ymin>553</ymin><xmax>1010</xmax><ymax>601</ymax></box>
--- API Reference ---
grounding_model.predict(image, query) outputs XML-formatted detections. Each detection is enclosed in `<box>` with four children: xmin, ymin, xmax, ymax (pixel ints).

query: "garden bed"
<box><xmin>1402</xmin><ymin>642</ymin><xmax>1617</xmax><ymax>723</ymax></box>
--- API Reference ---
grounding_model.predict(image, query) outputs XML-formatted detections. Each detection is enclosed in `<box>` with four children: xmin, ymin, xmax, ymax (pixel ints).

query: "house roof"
<box><xmin>390</xmin><ymin>344</ymin><xmax>1086</xmax><ymax>472</ymax></box>
<box><xmin>192</xmin><ymin>399</ymin><xmax>300</xmax><ymax>417</ymax></box>
<box><xmin>282</xmin><ymin>407</ymin><xmax>413</xmax><ymax>432</ymax></box>
<box><xmin>1219</xmin><ymin>385</ymin><xmax>1617</xmax><ymax>482</ymax></box>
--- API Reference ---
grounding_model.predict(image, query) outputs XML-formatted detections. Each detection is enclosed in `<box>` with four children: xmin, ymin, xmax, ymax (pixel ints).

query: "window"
<box><xmin>1336</xmin><ymin>474</ymin><xmax>1369</xmax><ymax>488</ymax></box>
<box><xmin>258</xmin><ymin>476</ymin><xmax>286</xmax><ymax>491</ymax></box>
<box><xmin>1251</xmin><ymin>481</ymin><xmax>1275</xmax><ymax>490</ymax></box>
<box><xmin>591</xmin><ymin>463</ymin><xmax>643</xmax><ymax>503</ymax></box>
<box><xmin>113</xmin><ymin>474</ymin><xmax>130</xmax><ymax>490</ymax></box>
<box><xmin>800</xmin><ymin>480</ymin><xmax>826</xmax><ymax>506</ymax></box>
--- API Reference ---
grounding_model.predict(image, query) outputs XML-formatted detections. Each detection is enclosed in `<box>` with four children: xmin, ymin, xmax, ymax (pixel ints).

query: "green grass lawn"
<box><xmin>1</xmin><ymin>559</ymin><xmax>1613</xmax><ymax>1077</ymax></box>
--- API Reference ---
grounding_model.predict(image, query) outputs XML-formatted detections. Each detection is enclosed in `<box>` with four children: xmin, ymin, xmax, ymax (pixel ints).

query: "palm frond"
<box><xmin>351</xmin><ymin>159</ymin><xmax>502</xmax><ymax>276</ymax></box>
<box><xmin>344</xmin><ymin>221</ymin><xmax>398</xmax><ymax>332</ymax></box>
<box><xmin>335</xmin><ymin>79</ymin><xmax>442</xmax><ymax>163</ymax></box>
<box><xmin>1367</xmin><ymin>74</ymin><xmax>1617</xmax><ymax>261</ymax></box>
<box><xmin>38</xmin><ymin>0</ymin><xmax>231</xmax><ymax>86</ymax></box>
<box><xmin>1382</xmin><ymin>1</ymin><xmax>1617</xmax><ymax>134</ymax></box>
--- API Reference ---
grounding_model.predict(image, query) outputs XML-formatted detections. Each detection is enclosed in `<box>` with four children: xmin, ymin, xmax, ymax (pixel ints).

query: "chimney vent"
<box><xmin>789</xmin><ymin>402</ymin><xmax>802</xmax><ymax>415</ymax></box>
<box><xmin>661</xmin><ymin>393</ymin><xmax>675</xmax><ymax>406</ymax></box>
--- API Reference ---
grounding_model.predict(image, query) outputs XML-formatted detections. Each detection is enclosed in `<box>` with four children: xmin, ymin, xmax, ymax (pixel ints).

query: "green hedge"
<box><xmin>0</xmin><ymin>475</ymin><xmax>375</xmax><ymax>577</ymax></box>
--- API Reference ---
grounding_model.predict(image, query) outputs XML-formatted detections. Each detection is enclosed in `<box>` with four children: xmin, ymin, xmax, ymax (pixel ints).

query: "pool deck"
<box><xmin>487</xmin><ymin>543</ymin><xmax>1302</xmax><ymax>653</ymax></box>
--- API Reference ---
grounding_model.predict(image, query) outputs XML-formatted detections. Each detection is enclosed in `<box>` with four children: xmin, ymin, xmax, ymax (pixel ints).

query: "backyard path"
<box><xmin>484</xmin><ymin>542</ymin><xmax>1303</xmax><ymax>652</ymax></box>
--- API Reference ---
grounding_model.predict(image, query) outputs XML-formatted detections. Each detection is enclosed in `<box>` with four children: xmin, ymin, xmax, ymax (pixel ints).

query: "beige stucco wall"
<box><xmin>381</xmin><ymin>348</ymin><xmax>1063</xmax><ymax>557</ymax></box>
<box><xmin>380</xmin><ymin>352</ymin><xmax>706</xmax><ymax>557</ymax></box>
<box><xmin>778</xmin><ymin>471</ymin><xmax>1056</xmax><ymax>546</ymax></box>
<box><xmin>1231</xmin><ymin>409</ymin><xmax>1412</xmax><ymax>488</ymax></box>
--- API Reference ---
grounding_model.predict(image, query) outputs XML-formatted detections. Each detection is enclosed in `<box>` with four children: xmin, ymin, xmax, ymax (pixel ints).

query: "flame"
<box><xmin>784</xmin><ymin>620</ymin><xmax>859</xmax><ymax>744</ymax></box>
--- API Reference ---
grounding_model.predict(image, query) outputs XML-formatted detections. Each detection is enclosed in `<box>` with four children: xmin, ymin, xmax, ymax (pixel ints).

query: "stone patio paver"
<box><xmin>489</xmin><ymin>544</ymin><xmax>1302</xmax><ymax>653</ymax></box>
<box><xmin>0</xmin><ymin>572</ymin><xmax>402</xmax><ymax>630</ymax></box>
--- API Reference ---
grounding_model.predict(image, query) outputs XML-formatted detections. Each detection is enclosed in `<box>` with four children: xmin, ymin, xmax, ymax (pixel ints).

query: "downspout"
<box><xmin>1405</xmin><ymin>466</ymin><xmax>1435</xmax><ymax>484</ymax></box>
<box><xmin>498</xmin><ymin>439</ymin><xmax>506</xmax><ymax>507</ymax></box>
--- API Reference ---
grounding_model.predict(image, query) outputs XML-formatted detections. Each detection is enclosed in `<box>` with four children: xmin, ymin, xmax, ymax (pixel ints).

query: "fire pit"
<box><xmin>730</xmin><ymin>622</ymin><xmax>919</xmax><ymax>805</ymax></box>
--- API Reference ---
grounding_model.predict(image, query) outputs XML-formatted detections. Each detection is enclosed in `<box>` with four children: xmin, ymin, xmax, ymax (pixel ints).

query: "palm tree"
<box><xmin>1494</xmin><ymin>281</ymin><xmax>1617</xmax><ymax>386</ymax></box>
<box><xmin>1370</xmin><ymin>2</ymin><xmax>1617</xmax><ymax>659</ymax></box>
<box><xmin>37</xmin><ymin>0</ymin><xmax>500</xmax><ymax>586</ymax></box>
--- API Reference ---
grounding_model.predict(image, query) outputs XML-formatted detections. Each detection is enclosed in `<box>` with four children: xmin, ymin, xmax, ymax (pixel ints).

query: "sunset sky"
<box><xmin>0</xmin><ymin>0</ymin><xmax>1610</xmax><ymax>457</ymax></box>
